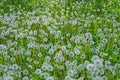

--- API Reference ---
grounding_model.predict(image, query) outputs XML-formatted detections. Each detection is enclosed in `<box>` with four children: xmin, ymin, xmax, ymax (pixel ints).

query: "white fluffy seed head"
<box><xmin>4</xmin><ymin>76</ymin><xmax>14</xmax><ymax>80</ymax></box>
<box><xmin>35</xmin><ymin>68</ymin><xmax>42</xmax><ymax>75</ymax></box>
<box><xmin>46</xmin><ymin>76</ymin><xmax>54</xmax><ymax>80</ymax></box>
<box><xmin>86</xmin><ymin>64</ymin><xmax>94</xmax><ymax>71</ymax></box>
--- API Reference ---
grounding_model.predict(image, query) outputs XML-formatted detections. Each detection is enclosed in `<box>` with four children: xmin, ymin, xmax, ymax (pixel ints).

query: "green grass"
<box><xmin>0</xmin><ymin>0</ymin><xmax>120</xmax><ymax>80</ymax></box>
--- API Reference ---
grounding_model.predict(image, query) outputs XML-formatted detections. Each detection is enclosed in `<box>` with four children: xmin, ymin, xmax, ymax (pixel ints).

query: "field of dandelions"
<box><xmin>0</xmin><ymin>0</ymin><xmax>120</xmax><ymax>80</ymax></box>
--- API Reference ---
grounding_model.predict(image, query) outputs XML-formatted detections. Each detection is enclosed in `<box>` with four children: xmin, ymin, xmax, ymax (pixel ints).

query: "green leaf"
<box><xmin>22</xmin><ymin>50</ymin><xmax>27</xmax><ymax>55</ymax></box>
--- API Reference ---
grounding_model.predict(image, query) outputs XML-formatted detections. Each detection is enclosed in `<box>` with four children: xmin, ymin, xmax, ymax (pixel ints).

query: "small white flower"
<box><xmin>65</xmin><ymin>61</ymin><xmax>71</xmax><ymax>68</ymax></box>
<box><xmin>47</xmin><ymin>65</ymin><xmax>54</xmax><ymax>71</ymax></box>
<box><xmin>35</xmin><ymin>69</ymin><xmax>42</xmax><ymax>75</ymax></box>
<box><xmin>74</xmin><ymin>48</ymin><xmax>80</xmax><ymax>55</ymax></box>
<box><xmin>91</xmin><ymin>55</ymin><xmax>100</xmax><ymax>61</ymax></box>
<box><xmin>68</xmin><ymin>52</ymin><xmax>74</xmax><ymax>57</ymax></box>
<box><xmin>65</xmin><ymin>76</ymin><xmax>73</xmax><ymax>80</ymax></box>
<box><xmin>78</xmin><ymin>64</ymin><xmax>84</xmax><ymax>71</ymax></box>
<box><xmin>101</xmin><ymin>76</ymin><xmax>108</xmax><ymax>80</ymax></box>
<box><xmin>33</xmin><ymin>60</ymin><xmax>39</xmax><ymax>65</ymax></box>
<box><xmin>72</xmin><ymin>60</ymin><xmax>77</xmax><ymax>66</ymax></box>
<box><xmin>7</xmin><ymin>70</ymin><xmax>15</xmax><ymax>76</ymax></box>
<box><xmin>23</xmin><ymin>69</ymin><xmax>28</xmax><ymax>75</ymax></box>
<box><xmin>26</xmin><ymin>50</ymin><xmax>31</xmax><ymax>56</ymax></box>
<box><xmin>67</xmin><ymin>43</ymin><xmax>71</xmax><ymax>48</ymax></box>
<box><xmin>93</xmin><ymin>59</ymin><xmax>103</xmax><ymax>68</ymax></box>
<box><xmin>33</xmin><ymin>30</ymin><xmax>38</xmax><ymax>35</ymax></box>
<box><xmin>102</xmin><ymin>38</ymin><xmax>108</xmax><ymax>43</ymax></box>
<box><xmin>66</xmin><ymin>33</ymin><xmax>70</xmax><ymax>37</ymax></box>
<box><xmin>41</xmin><ymin>64</ymin><xmax>47</xmax><ymax>71</ymax></box>
<box><xmin>11</xmin><ymin>64</ymin><xmax>18</xmax><ymax>70</ymax></box>
<box><xmin>90</xmin><ymin>41</ymin><xmax>95</xmax><ymax>45</ymax></box>
<box><xmin>28</xmin><ymin>65</ymin><xmax>33</xmax><ymax>69</ymax></box>
<box><xmin>59</xmin><ymin>65</ymin><xmax>64</xmax><ymax>70</ymax></box>
<box><xmin>48</xmin><ymin>49</ymin><xmax>54</xmax><ymax>55</ymax></box>
<box><xmin>45</xmin><ymin>56</ymin><xmax>51</xmax><ymax>63</ymax></box>
<box><xmin>22</xmin><ymin>76</ymin><xmax>29</xmax><ymax>80</ymax></box>
<box><xmin>75</xmin><ymin>38</ymin><xmax>80</xmax><ymax>43</ymax></box>
<box><xmin>92</xmin><ymin>76</ymin><xmax>101</xmax><ymax>80</ymax></box>
<box><xmin>65</xmin><ymin>76</ymin><xmax>70</xmax><ymax>80</ymax></box>
<box><xmin>61</xmin><ymin>46</ymin><xmax>66</xmax><ymax>51</ymax></box>
<box><xmin>78</xmin><ymin>77</ymin><xmax>84</xmax><ymax>80</ymax></box>
<box><xmin>80</xmin><ymin>54</ymin><xmax>86</xmax><ymax>59</ymax></box>
<box><xmin>67</xmin><ymin>69</ymin><xmax>74</xmax><ymax>76</ymax></box>
<box><xmin>86</xmin><ymin>64</ymin><xmax>94</xmax><ymax>71</ymax></box>
<box><xmin>51</xmin><ymin>46</ymin><xmax>57</xmax><ymax>51</ymax></box>
<box><xmin>37</xmin><ymin>52</ymin><xmax>42</xmax><ymax>57</ymax></box>
<box><xmin>43</xmin><ymin>72</ymin><xmax>50</xmax><ymax>79</ymax></box>
<box><xmin>46</xmin><ymin>76</ymin><xmax>54</xmax><ymax>80</ymax></box>
<box><xmin>59</xmin><ymin>57</ymin><xmax>64</xmax><ymax>62</ymax></box>
<box><xmin>43</xmin><ymin>38</ymin><xmax>48</xmax><ymax>42</ymax></box>
<box><xmin>28</xmin><ymin>31</ymin><xmax>33</xmax><ymax>36</ymax></box>
<box><xmin>4</xmin><ymin>76</ymin><xmax>14</xmax><ymax>80</ymax></box>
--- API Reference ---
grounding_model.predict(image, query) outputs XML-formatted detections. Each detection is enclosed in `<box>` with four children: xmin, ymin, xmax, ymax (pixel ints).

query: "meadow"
<box><xmin>0</xmin><ymin>0</ymin><xmax>120</xmax><ymax>80</ymax></box>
